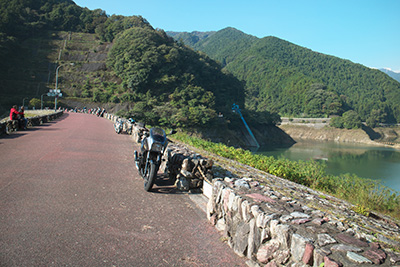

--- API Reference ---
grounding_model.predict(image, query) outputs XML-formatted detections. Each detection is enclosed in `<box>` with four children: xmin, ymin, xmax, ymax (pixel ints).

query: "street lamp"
<box><xmin>54</xmin><ymin>62</ymin><xmax>74</xmax><ymax>110</ymax></box>
<box><xmin>41</xmin><ymin>94</ymin><xmax>47</xmax><ymax>110</ymax></box>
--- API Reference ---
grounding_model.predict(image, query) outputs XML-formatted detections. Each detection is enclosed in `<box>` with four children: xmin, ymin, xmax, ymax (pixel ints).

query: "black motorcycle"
<box><xmin>134</xmin><ymin>127</ymin><xmax>176</xmax><ymax>191</ymax></box>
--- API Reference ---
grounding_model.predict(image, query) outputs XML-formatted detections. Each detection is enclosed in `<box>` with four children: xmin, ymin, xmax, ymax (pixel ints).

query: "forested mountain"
<box><xmin>0</xmin><ymin>0</ymin><xmax>250</xmax><ymax>129</ymax></box>
<box><xmin>169</xmin><ymin>28</ymin><xmax>400</xmax><ymax>124</ymax></box>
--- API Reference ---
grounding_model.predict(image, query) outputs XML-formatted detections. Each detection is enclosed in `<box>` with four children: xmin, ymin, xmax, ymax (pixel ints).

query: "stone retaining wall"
<box><xmin>0</xmin><ymin>111</ymin><xmax>64</xmax><ymax>135</ymax></box>
<box><xmin>206</xmin><ymin>178</ymin><xmax>400</xmax><ymax>266</ymax></box>
<box><xmin>104</xmin><ymin>112</ymin><xmax>400</xmax><ymax>266</ymax></box>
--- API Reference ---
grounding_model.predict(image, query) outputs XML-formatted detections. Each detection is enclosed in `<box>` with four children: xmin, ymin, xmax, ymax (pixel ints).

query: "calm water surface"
<box><xmin>256</xmin><ymin>141</ymin><xmax>400</xmax><ymax>193</ymax></box>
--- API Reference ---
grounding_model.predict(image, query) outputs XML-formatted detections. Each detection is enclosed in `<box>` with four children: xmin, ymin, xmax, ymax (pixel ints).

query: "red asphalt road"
<box><xmin>0</xmin><ymin>113</ymin><xmax>246</xmax><ymax>266</ymax></box>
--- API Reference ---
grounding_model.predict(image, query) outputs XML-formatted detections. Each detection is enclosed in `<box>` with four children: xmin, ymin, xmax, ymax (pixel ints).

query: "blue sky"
<box><xmin>73</xmin><ymin>0</ymin><xmax>400</xmax><ymax>72</ymax></box>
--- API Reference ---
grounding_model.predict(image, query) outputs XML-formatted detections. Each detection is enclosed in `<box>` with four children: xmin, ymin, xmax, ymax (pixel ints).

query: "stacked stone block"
<box><xmin>207</xmin><ymin>179</ymin><xmax>400</xmax><ymax>266</ymax></box>
<box><xmin>164</xmin><ymin>145</ymin><xmax>214</xmax><ymax>191</ymax></box>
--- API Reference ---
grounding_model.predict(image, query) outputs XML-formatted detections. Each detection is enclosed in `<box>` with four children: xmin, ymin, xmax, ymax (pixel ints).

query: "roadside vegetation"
<box><xmin>174</xmin><ymin>132</ymin><xmax>400</xmax><ymax>221</ymax></box>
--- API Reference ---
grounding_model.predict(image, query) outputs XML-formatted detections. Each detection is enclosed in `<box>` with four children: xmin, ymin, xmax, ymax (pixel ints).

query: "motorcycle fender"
<box><xmin>149</xmin><ymin>158</ymin><xmax>160</xmax><ymax>172</ymax></box>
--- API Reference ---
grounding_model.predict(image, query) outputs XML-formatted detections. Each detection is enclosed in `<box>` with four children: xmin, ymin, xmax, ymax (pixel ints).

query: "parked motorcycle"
<box><xmin>114</xmin><ymin>119</ymin><xmax>123</xmax><ymax>134</ymax></box>
<box><xmin>134</xmin><ymin>126</ymin><xmax>176</xmax><ymax>191</ymax></box>
<box><xmin>126</xmin><ymin>118</ymin><xmax>135</xmax><ymax>135</ymax></box>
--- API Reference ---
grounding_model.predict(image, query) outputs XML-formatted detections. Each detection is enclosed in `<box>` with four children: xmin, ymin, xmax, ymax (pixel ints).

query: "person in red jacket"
<box><xmin>9</xmin><ymin>105</ymin><xmax>22</xmax><ymax>121</ymax></box>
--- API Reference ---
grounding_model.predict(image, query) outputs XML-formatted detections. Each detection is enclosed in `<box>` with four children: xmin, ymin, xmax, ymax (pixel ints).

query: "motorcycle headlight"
<box><xmin>151</xmin><ymin>142</ymin><xmax>163</xmax><ymax>152</ymax></box>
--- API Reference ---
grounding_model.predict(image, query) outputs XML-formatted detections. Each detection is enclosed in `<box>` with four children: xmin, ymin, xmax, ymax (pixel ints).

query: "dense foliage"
<box><xmin>174</xmin><ymin>132</ymin><xmax>400</xmax><ymax>220</ymax></box>
<box><xmin>330</xmin><ymin>111</ymin><xmax>363</xmax><ymax>129</ymax></box>
<box><xmin>171</xmin><ymin>28</ymin><xmax>400</xmax><ymax>124</ymax></box>
<box><xmin>0</xmin><ymin>0</ymin><xmax>107</xmax><ymax>38</ymax></box>
<box><xmin>95</xmin><ymin>15</ymin><xmax>152</xmax><ymax>42</ymax></box>
<box><xmin>0</xmin><ymin>0</ymin><xmax>108</xmax><ymax>114</ymax></box>
<box><xmin>107</xmin><ymin>26</ymin><xmax>245</xmax><ymax>127</ymax></box>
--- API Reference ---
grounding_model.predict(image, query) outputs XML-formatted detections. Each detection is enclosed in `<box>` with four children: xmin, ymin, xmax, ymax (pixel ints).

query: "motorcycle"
<box><xmin>126</xmin><ymin>118</ymin><xmax>135</xmax><ymax>135</ymax></box>
<box><xmin>114</xmin><ymin>119</ymin><xmax>124</xmax><ymax>134</ymax></box>
<box><xmin>134</xmin><ymin>126</ymin><xmax>176</xmax><ymax>191</ymax></box>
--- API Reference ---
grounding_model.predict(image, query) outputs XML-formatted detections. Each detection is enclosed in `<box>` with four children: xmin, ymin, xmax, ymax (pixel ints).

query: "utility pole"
<box><xmin>53</xmin><ymin>63</ymin><xmax>74</xmax><ymax>110</ymax></box>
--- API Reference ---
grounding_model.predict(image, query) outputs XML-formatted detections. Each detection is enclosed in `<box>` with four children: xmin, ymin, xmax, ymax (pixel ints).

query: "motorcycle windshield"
<box><xmin>150</xmin><ymin>128</ymin><xmax>166</xmax><ymax>143</ymax></box>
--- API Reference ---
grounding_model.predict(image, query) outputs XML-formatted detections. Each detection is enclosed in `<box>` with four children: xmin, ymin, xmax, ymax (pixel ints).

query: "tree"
<box><xmin>366</xmin><ymin>109</ymin><xmax>387</xmax><ymax>128</ymax></box>
<box><xmin>330</xmin><ymin>116</ymin><xmax>343</xmax><ymax>128</ymax></box>
<box><xmin>29</xmin><ymin>98</ymin><xmax>41</xmax><ymax>109</ymax></box>
<box><xmin>342</xmin><ymin>110</ymin><xmax>362</xmax><ymax>129</ymax></box>
<box><xmin>304</xmin><ymin>84</ymin><xmax>342</xmax><ymax>117</ymax></box>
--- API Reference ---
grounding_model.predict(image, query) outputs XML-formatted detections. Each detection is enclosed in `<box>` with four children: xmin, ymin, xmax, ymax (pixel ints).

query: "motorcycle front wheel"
<box><xmin>144</xmin><ymin>162</ymin><xmax>157</xmax><ymax>191</ymax></box>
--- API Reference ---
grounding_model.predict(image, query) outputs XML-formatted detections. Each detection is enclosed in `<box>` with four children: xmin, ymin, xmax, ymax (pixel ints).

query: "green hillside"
<box><xmin>170</xmin><ymin>27</ymin><xmax>400</xmax><ymax>124</ymax></box>
<box><xmin>0</xmin><ymin>0</ymin><xmax>251</xmax><ymax>130</ymax></box>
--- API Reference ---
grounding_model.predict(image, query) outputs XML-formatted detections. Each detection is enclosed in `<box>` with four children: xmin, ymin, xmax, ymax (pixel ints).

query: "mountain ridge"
<box><xmin>167</xmin><ymin>27</ymin><xmax>400</xmax><ymax>123</ymax></box>
<box><xmin>380</xmin><ymin>68</ymin><xmax>400</xmax><ymax>83</ymax></box>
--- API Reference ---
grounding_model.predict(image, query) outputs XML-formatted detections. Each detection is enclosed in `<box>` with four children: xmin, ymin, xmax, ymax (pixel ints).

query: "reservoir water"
<box><xmin>257</xmin><ymin>141</ymin><xmax>400</xmax><ymax>193</ymax></box>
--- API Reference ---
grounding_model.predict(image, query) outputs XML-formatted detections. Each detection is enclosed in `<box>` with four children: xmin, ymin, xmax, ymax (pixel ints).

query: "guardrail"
<box><xmin>0</xmin><ymin>111</ymin><xmax>64</xmax><ymax>136</ymax></box>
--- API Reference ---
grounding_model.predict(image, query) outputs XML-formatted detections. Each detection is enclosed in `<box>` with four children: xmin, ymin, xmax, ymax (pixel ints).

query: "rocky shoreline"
<box><xmin>279</xmin><ymin>124</ymin><xmax>400</xmax><ymax>150</ymax></box>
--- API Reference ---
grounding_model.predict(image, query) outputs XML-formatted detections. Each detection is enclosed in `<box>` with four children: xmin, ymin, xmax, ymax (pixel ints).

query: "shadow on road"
<box><xmin>0</xmin><ymin>132</ymin><xmax>27</xmax><ymax>140</ymax></box>
<box><xmin>150</xmin><ymin>175</ymin><xmax>178</xmax><ymax>194</ymax></box>
<box><xmin>149</xmin><ymin>174</ymin><xmax>203</xmax><ymax>196</ymax></box>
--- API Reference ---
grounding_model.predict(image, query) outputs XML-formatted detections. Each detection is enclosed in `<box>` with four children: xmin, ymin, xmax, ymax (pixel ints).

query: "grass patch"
<box><xmin>174</xmin><ymin>132</ymin><xmax>400</xmax><ymax>220</ymax></box>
